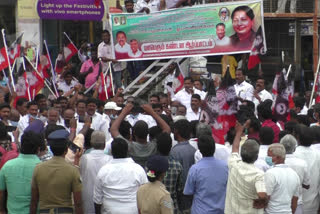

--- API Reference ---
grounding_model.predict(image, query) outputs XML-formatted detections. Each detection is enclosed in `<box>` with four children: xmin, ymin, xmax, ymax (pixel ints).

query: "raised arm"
<box><xmin>110</xmin><ymin>103</ymin><xmax>133</xmax><ymax>138</ymax></box>
<box><xmin>141</xmin><ymin>104</ymin><xmax>171</xmax><ymax>133</ymax></box>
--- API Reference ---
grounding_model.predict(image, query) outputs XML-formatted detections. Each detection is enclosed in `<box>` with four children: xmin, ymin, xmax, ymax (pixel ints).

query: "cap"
<box><xmin>221</xmin><ymin>8</ymin><xmax>227</xmax><ymax>12</ymax></box>
<box><xmin>146</xmin><ymin>155</ymin><xmax>169</xmax><ymax>173</ymax></box>
<box><xmin>104</xmin><ymin>102</ymin><xmax>122</xmax><ymax>111</ymax></box>
<box><xmin>48</xmin><ymin>129</ymin><xmax>70</xmax><ymax>140</ymax></box>
<box><xmin>24</xmin><ymin>119</ymin><xmax>45</xmax><ymax>134</ymax></box>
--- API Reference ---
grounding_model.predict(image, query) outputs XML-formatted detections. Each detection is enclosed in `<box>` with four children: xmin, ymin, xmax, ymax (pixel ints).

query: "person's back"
<box><xmin>184</xmin><ymin>135</ymin><xmax>228</xmax><ymax>214</ymax></box>
<box><xmin>80</xmin><ymin>131</ymin><xmax>113</xmax><ymax>214</ymax></box>
<box><xmin>265</xmin><ymin>166</ymin><xmax>300</xmax><ymax>214</ymax></box>
<box><xmin>94</xmin><ymin>138</ymin><xmax>147</xmax><ymax>214</ymax></box>
<box><xmin>0</xmin><ymin>131</ymin><xmax>42</xmax><ymax>214</ymax></box>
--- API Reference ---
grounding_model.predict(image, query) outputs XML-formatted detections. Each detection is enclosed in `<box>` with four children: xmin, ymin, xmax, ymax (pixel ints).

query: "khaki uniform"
<box><xmin>32</xmin><ymin>156</ymin><xmax>82</xmax><ymax>210</ymax></box>
<box><xmin>137</xmin><ymin>181</ymin><xmax>174</xmax><ymax>214</ymax></box>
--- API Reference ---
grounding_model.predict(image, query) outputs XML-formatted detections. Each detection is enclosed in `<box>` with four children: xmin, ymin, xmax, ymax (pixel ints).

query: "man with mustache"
<box><xmin>115</xmin><ymin>31</ymin><xmax>130</xmax><ymax>59</ymax></box>
<box><xmin>253</xmin><ymin>77</ymin><xmax>273</xmax><ymax>110</ymax></box>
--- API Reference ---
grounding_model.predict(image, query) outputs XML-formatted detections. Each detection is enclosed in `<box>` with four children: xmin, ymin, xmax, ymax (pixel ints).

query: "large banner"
<box><xmin>110</xmin><ymin>0</ymin><xmax>266</xmax><ymax>61</ymax></box>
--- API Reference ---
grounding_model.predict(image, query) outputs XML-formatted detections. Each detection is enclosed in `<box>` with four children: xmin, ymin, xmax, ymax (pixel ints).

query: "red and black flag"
<box><xmin>0</xmin><ymin>31</ymin><xmax>9</xmax><ymax>71</ymax></box>
<box><xmin>63</xmin><ymin>32</ymin><xmax>78</xmax><ymax>62</ymax></box>
<box><xmin>248</xmin><ymin>27</ymin><xmax>266</xmax><ymax>70</ymax></box>
<box><xmin>8</xmin><ymin>33</ymin><xmax>23</xmax><ymax>65</ymax></box>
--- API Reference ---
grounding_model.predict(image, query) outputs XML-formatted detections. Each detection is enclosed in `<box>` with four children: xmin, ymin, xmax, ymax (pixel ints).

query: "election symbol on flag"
<box><xmin>37</xmin><ymin>44</ymin><xmax>51</xmax><ymax>79</ymax></box>
<box><xmin>63</xmin><ymin>32</ymin><xmax>78</xmax><ymax>62</ymax></box>
<box><xmin>248</xmin><ymin>27</ymin><xmax>266</xmax><ymax>70</ymax></box>
<box><xmin>200</xmin><ymin>66</ymin><xmax>237</xmax><ymax>144</ymax></box>
<box><xmin>54</xmin><ymin>53</ymin><xmax>65</xmax><ymax>74</ymax></box>
<box><xmin>272</xmin><ymin>67</ymin><xmax>294</xmax><ymax>122</ymax></box>
<box><xmin>8</xmin><ymin>33</ymin><xmax>23</xmax><ymax>65</ymax></box>
<box><xmin>173</xmin><ymin>63</ymin><xmax>184</xmax><ymax>93</ymax></box>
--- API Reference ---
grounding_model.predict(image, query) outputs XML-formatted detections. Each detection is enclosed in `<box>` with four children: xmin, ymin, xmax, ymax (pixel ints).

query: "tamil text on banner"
<box><xmin>110</xmin><ymin>0</ymin><xmax>266</xmax><ymax>61</ymax></box>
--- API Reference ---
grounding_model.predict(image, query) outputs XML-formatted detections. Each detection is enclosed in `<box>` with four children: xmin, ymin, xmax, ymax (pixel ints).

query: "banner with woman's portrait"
<box><xmin>110</xmin><ymin>0</ymin><xmax>266</xmax><ymax>61</ymax></box>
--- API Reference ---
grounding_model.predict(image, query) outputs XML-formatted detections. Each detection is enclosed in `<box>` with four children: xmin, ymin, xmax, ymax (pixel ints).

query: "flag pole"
<box><xmin>309</xmin><ymin>55</ymin><xmax>320</xmax><ymax>108</ymax></box>
<box><xmin>35</xmin><ymin>46</ymin><xmax>39</xmax><ymax>68</ymax></box>
<box><xmin>286</xmin><ymin>64</ymin><xmax>292</xmax><ymax>80</ymax></box>
<box><xmin>109</xmin><ymin>62</ymin><xmax>115</xmax><ymax>96</ymax></box>
<box><xmin>84</xmin><ymin>63</ymin><xmax>111</xmax><ymax>94</ymax></box>
<box><xmin>22</xmin><ymin>58</ymin><xmax>31</xmax><ymax>101</ymax></box>
<box><xmin>1</xmin><ymin>29</ymin><xmax>16</xmax><ymax>91</ymax></box>
<box><xmin>63</xmin><ymin>32</ymin><xmax>79</xmax><ymax>51</ymax></box>
<box><xmin>24</xmin><ymin>56</ymin><xmax>57</xmax><ymax>99</ymax></box>
<box><xmin>44</xmin><ymin>40</ymin><xmax>59</xmax><ymax>97</ymax></box>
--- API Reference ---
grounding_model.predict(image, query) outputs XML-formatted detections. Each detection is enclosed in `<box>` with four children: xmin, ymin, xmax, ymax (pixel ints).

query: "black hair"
<box><xmin>216</xmin><ymin>23</ymin><xmax>225</xmax><ymax>28</ymax></box>
<box><xmin>149</xmin><ymin>126</ymin><xmax>162</xmax><ymax>142</ymax></box>
<box><xmin>76</xmin><ymin>99</ymin><xmax>87</xmax><ymax>106</ymax></box>
<box><xmin>174</xmin><ymin>119</ymin><xmax>191</xmax><ymax>140</ymax></box>
<box><xmin>86</xmin><ymin>98</ymin><xmax>97</xmax><ymax>106</ymax></box>
<box><xmin>259</xmin><ymin>127</ymin><xmax>274</xmax><ymax>145</ymax></box>
<box><xmin>297</xmin><ymin>115</ymin><xmax>310</xmax><ymax>127</ymax></box>
<box><xmin>119</xmin><ymin>121</ymin><xmax>132</xmax><ymax>140</ymax></box>
<box><xmin>50</xmin><ymin>139</ymin><xmax>68</xmax><ymax>156</ymax></box>
<box><xmin>310</xmin><ymin>126</ymin><xmax>320</xmax><ymax>143</ymax></box>
<box><xmin>284</xmin><ymin>121</ymin><xmax>298</xmax><ymax>134</ymax></box>
<box><xmin>226</xmin><ymin>127</ymin><xmax>236</xmax><ymax>145</ymax></box>
<box><xmin>102</xmin><ymin>30</ymin><xmax>110</xmax><ymax>35</ymax></box>
<box><xmin>190</xmin><ymin>120</ymin><xmax>199</xmax><ymax>138</ymax></box>
<box><xmin>150</xmin><ymin>94</ymin><xmax>160</xmax><ymax>102</ymax></box>
<box><xmin>111</xmin><ymin>138</ymin><xmax>128</xmax><ymax>158</ymax></box>
<box><xmin>125</xmin><ymin>0</ymin><xmax>134</xmax><ymax>4</ymax></box>
<box><xmin>0</xmin><ymin>103</ymin><xmax>10</xmax><ymax>110</ymax></box>
<box><xmin>184</xmin><ymin>77</ymin><xmax>193</xmax><ymax>82</ymax></box>
<box><xmin>116</xmin><ymin>31</ymin><xmax>126</xmax><ymax>38</ymax></box>
<box><xmin>84</xmin><ymin>128</ymin><xmax>94</xmax><ymax>150</ymax></box>
<box><xmin>34</xmin><ymin>94</ymin><xmax>46</xmax><ymax>103</ymax></box>
<box><xmin>314</xmin><ymin>103</ymin><xmax>320</xmax><ymax>115</ymax></box>
<box><xmin>133</xmin><ymin>121</ymin><xmax>149</xmax><ymax>139</ymax></box>
<box><xmin>21</xmin><ymin>131</ymin><xmax>44</xmax><ymax>154</ymax></box>
<box><xmin>156</xmin><ymin>132</ymin><xmax>172</xmax><ymax>156</ymax></box>
<box><xmin>293</xmin><ymin>96</ymin><xmax>306</xmax><ymax>110</ymax></box>
<box><xmin>297</xmin><ymin>126</ymin><xmax>314</xmax><ymax>147</ymax></box>
<box><xmin>249</xmin><ymin>117</ymin><xmax>261</xmax><ymax>132</ymax></box>
<box><xmin>194</xmin><ymin>79</ymin><xmax>203</xmax><ymax>85</ymax></box>
<box><xmin>0</xmin><ymin>121</ymin><xmax>8</xmax><ymax>141</ymax></box>
<box><xmin>198</xmin><ymin>135</ymin><xmax>215</xmax><ymax>157</ymax></box>
<box><xmin>57</xmin><ymin>96</ymin><xmax>68</xmax><ymax>103</ymax></box>
<box><xmin>231</xmin><ymin>5</ymin><xmax>255</xmax><ymax>20</ymax></box>
<box><xmin>16</xmin><ymin>98</ymin><xmax>28</xmax><ymax>107</ymax></box>
<box><xmin>39</xmin><ymin>107</ymin><xmax>48</xmax><ymax>114</ymax></box>
<box><xmin>27</xmin><ymin>101</ymin><xmax>38</xmax><ymax>109</ymax></box>
<box><xmin>191</xmin><ymin>94</ymin><xmax>201</xmax><ymax>101</ymax></box>
<box><xmin>257</xmin><ymin>101</ymin><xmax>272</xmax><ymax>120</ymax></box>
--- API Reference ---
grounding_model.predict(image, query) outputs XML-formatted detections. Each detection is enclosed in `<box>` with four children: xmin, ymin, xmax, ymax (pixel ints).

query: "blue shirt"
<box><xmin>184</xmin><ymin>157</ymin><xmax>228</xmax><ymax>214</ymax></box>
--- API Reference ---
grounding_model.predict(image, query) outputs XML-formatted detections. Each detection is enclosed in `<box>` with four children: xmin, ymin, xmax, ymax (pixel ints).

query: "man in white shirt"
<box><xmin>214</xmin><ymin>23</ymin><xmax>231</xmax><ymax>46</ymax></box>
<box><xmin>135</xmin><ymin>0</ymin><xmax>162</xmax><ymax>13</ymax></box>
<box><xmin>98</xmin><ymin>30</ymin><xmax>126</xmax><ymax>90</ymax></box>
<box><xmin>18</xmin><ymin>101</ymin><xmax>39</xmax><ymax>134</ymax></box>
<box><xmin>80</xmin><ymin>131</ymin><xmax>112</xmax><ymax>214</ymax></box>
<box><xmin>234</xmin><ymin>69</ymin><xmax>254</xmax><ymax>104</ymax></box>
<box><xmin>172</xmin><ymin>77</ymin><xmax>206</xmax><ymax>109</ymax></box>
<box><xmin>253</xmin><ymin>78</ymin><xmax>273</xmax><ymax>110</ymax></box>
<box><xmin>280</xmin><ymin>134</ymin><xmax>310</xmax><ymax>214</ymax></box>
<box><xmin>186</xmin><ymin>94</ymin><xmax>201</xmax><ymax>122</ymax></box>
<box><xmin>294</xmin><ymin>125</ymin><xmax>320</xmax><ymax>214</ymax></box>
<box><xmin>225</xmin><ymin>121</ymin><xmax>268</xmax><ymax>214</ymax></box>
<box><xmin>128</xmin><ymin>39</ymin><xmax>143</xmax><ymax>58</ymax></box>
<box><xmin>265</xmin><ymin>143</ymin><xmax>300</xmax><ymax>214</ymax></box>
<box><xmin>86</xmin><ymin>98</ymin><xmax>108</xmax><ymax>135</ymax></box>
<box><xmin>254</xmin><ymin>127</ymin><xmax>274</xmax><ymax>172</ymax></box>
<box><xmin>94</xmin><ymin>138</ymin><xmax>147</xmax><ymax>214</ymax></box>
<box><xmin>115</xmin><ymin>31</ymin><xmax>131</xmax><ymax>59</ymax></box>
<box><xmin>57</xmin><ymin>71</ymin><xmax>79</xmax><ymax>96</ymax></box>
<box><xmin>103</xmin><ymin>102</ymin><xmax>122</xmax><ymax>141</ymax></box>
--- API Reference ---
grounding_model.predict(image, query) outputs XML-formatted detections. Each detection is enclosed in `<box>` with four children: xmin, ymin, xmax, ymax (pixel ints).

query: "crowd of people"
<box><xmin>0</xmin><ymin>58</ymin><xmax>318</xmax><ymax>214</ymax></box>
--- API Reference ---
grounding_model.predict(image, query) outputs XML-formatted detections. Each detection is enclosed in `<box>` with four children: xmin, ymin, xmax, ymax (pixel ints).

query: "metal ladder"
<box><xmin>123</xmin><ymin>58</ymin><xmax>184</xmax><ymax>98</ymax></box>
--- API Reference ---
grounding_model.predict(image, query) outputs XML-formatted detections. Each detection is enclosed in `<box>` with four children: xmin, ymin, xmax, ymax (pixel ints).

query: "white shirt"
<box><xmin>135</xmin><ymin>0</ymin><xmax>160</xmax><ymax>13</ymax></box>
<box><xmin>265</xmin><ymin>164</ymin><xmax>300</xmax><ymax>214</ymax></box>
<box><xmin>91</xmin><ymin>113</ymin><xmax>109</xmax><ymax>139</ymax></box>
<box><xmin>214</xmin><ymin>36</ymin><xmax>231</xmax><ymax>46</ymax></box>
<box><xmin>126</xmin><ymin>113</ymin><xmax>157</xmax><ymax>128</ymax></box>
<box><xmin>103</xmin><ymin>114</ymin><xmax>112</xmax><ymax>142</ymax></box>
<box><xmin>294</xmin><ymin>146</ymin><xmax>320</xmax><ymax>213</ymax></box>
<box><xmin>254</xmin><ymin>145</ymin><xmax>270</xmax><ymax>172</ymax></box>
<box><xmin>128</xmin><ymin>49</ymin><xmax>142</xmax><ymax>58</ymax></box>
<box><xmin>195</xmin><ymin>143</ymin><xmax>230</xmax><ymax>163</ymax></box>
<box><xmin>165</xmin><ymin>0</ymin><xmax>180</xmax><ymax>9</ymax></box>
<box><xmin>98</xmin><ymin>42</ymin><xmax>125</xmax><ymax>72</ymax></box>
<box><xmin>285</xmin><ymin>154</ymin><xmax>311</xmax><ymax>205</ymax></box>
<box><xmin>172</xmin><ymin>88</ymin><xmax>206</xmax><ymax>109</ymax></box>
<box><xmin>252</xmin><ymin>89</ymin><xmax>273</xmax><ymax>109</ymax></box>
<box><xmin>80</xmin><ymin>150</ymin><xmax>113</xmax><ymax>214</ymax></box>
<box><xmin>115</xmin><ymin>43</ymin><xmax>131</xmax><ymax>54</ymax></box>
<box><xmin>18</xmin><ymin>114</ymin><xmax>33</xmax><ymax>134</ymax></box>
<box><xmin>234</xmin><ymin>81</ymin><xmax>254</xmax><ymax>102</ymax></box>
<box><xmin>186</xmin><ymin>108</ymin><xmax>200</xmax><ymax>121</ymax></box>
<box><xmin>57</xmin><ymin>79</ymin><xmax>78</xmax><ymax>94</ymax></box>
<box><xmin>93</xmin><ymin>158</ymin><xmax>148</xmax><ymax>214</ymax></box>
<box><xmin>225</xmin><ymin>153</ymin><xmax>266</xmax><ymax>214</ymax></box>
<box><xmin>299</xmin><ymin>105</ymin><xmax>308</xmax><ymax>115</ymax></box>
